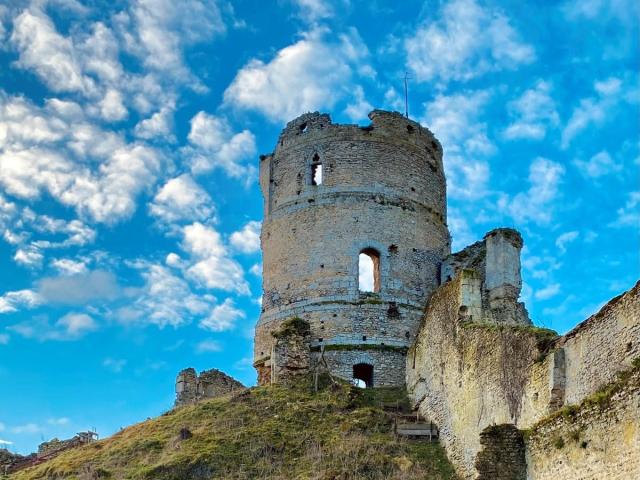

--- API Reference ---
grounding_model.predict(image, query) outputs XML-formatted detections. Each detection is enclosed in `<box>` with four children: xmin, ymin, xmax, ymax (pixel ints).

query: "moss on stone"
<box><xmin>272</xmin><ymin>317</ymin><xmax>310</xmax><ymax>339</ymax></box>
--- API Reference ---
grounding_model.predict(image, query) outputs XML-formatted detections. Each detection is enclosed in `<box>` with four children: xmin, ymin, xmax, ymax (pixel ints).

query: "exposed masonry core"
<box><xmin>254</xmin><ymin>110</ymin><xmax>451</xmax><ymax>387</ymax></box>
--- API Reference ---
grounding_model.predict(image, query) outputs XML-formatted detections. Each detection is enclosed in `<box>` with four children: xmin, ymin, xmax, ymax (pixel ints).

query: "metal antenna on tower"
<box><xmin>403</xmin><ymin>71</ymin><xmax>413</xmax><ymax>119</ymax></box>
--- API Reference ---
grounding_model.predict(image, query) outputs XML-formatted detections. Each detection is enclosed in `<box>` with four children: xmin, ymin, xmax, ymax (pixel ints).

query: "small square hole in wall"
<box><xmin>362</xmin><ymin>335</ymin><xmax>367</xmax><ymax>341</ymax></box>
<box><xmin>318</xmin><ymin>338</ymin><xmax>323</xmax><ymax>342</ymax></box>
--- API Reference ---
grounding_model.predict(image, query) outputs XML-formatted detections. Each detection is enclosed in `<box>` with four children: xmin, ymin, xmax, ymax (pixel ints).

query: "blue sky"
<box><xmin>0</xmin><ymin>0</ymin><xmax>638</xmax><ymax>454</ymax></box>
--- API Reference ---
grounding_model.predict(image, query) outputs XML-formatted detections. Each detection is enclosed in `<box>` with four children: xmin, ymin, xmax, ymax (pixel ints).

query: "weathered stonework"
<box><xmin>408</xmin><ymin>272</ymin><xmax>640</xmax><ymax>479</ymax></box>
<box><xmin>175</xmin><ymin>368</ymin><xmax>244</xmax><ymax>407</ymax></box>
<box><xmin>475</xmin><ymin>425</ymin><xmax>526</xmax><ymax>480</ymax></box>
<box><xmin>255</xmin><ymin>110</ymin><xmax>450</xmax><ymax>386</ymax></box>
<box><xmin>271</xmin><ymin>318</ymin><xmax>311</xmax><ymax>385</ymax></box>
<box><xmin>525</xmin><ymin>369</ymin><xmax>640</xmax><ymax>480</ymax></box>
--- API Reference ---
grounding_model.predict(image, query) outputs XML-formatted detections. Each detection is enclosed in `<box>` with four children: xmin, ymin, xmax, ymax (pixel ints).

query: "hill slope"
<box><xmin>9</xmin><ymin>382</ymin><xmax>459</xmax><ymax>480</ymax></box>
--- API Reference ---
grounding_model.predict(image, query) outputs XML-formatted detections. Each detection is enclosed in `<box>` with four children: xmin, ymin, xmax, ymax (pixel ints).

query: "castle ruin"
<box><xmin>251</xmin><ymin>110</ymin><xmax>640</xmax><ymax>479</ymax></box>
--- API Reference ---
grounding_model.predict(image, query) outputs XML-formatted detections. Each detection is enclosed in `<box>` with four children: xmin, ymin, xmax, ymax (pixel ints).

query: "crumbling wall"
<box><xmin>407</xmin><ymin>270</ymin><xmax>544</xmax><ymax>479</ymax></box>
<box><xmin>271</xmin><ymin>317</ymin><xmax>311</xmax><ymax>385</ymax></box>
<box><xmin>440</xmin><ymin>228</ymin><xmax>529</xmax><ymax>326</ymax></box>
<box><xmin>525</xmin><ymin>368</ymin><xmax>640</xmax><ymax>480</ymax></box>
<box><xmin>475</xmin><ymin>424</ymin><xmax>526</xmax><ymax>480</ymax></box>
<box><xmin>555</xmin><ymin>282</ymin><xmax>640</xmax><ymax>404</ymax></box>
<box><xmin>408</xmin><ymin>270</ymin><xmax>640</xmax><ymax>479</ymax></box>
<box><xmin>175</xmin><ymin>368</ymin><xmax>244</xmax><ymax>406</ymax></box>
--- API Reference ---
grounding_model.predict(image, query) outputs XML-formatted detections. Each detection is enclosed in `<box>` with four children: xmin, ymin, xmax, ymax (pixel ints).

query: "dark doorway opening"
<box><xmin>353</xmin><ymin>363</ymin><xmax>374</xmax><ymax>388</ymax></box>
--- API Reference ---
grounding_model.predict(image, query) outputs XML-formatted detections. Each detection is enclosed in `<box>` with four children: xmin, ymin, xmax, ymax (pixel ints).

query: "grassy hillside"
<box><xmin>9</xmin><ymin>381</ymin><xmax>459</xmax><ymax>480</ymax></box>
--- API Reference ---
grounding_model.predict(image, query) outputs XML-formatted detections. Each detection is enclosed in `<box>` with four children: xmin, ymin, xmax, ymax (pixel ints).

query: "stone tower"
<box><xmin>254</xmin><ymin>110</ymin><xmax>451</xmax><ymax>387</ymax></box>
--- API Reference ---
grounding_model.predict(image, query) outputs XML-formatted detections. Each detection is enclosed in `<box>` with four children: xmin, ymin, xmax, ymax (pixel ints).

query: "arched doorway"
<box><xmin>353</xmin><ymin>363</ymin><xmax>374</xmax><ymax>388</ymax></box>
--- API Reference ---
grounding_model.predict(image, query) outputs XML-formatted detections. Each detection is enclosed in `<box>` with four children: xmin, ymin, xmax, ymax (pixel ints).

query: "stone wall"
<box><xmin>406</xmin><ymin>270</ymin><xmax>544</xmax><ymax>479</ymax></box>
<box><xmin>175</xmin><ymin>368</ymin><xmax>244</xmax><ymax>406</ymax></box>
<box><xmin>408</xmin><ymin>267</ymin><xmax>640</xmax><ymax>478</ymax></box>
<box><xmin>525</xmin><ymin>368</ymin><xmax>640</xmax><ymax>480</ymax></box>
<box><xmin>475</xmin><ymin>425</ymin><xmax>526</xmax><ymax>480</ymax></box>
<box><xmin>255</xmin><ymin>109</ymin><xmax>451</xmax><ymax>386</ymax></box>
<box><xmin>271</xmin><ymin>318</ymin><xmax>311</xmax><ymax>385</ymax></box>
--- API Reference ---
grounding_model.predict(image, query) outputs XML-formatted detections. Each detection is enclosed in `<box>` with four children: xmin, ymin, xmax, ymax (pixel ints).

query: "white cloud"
<box><xmin>250</xmin><ymin>263</ymin><xmax>262</xmax><ymax>277</ymax></box>
<box><xmin>200</xmin><ymin>298</ymin><xmax>245</xmax><ymax>332</ymax></box>
<box><xmin>499</xmin><ymin>158</ymin><xmax>565</xmax><ymax>225</ymax></box>
<box><xmin>504</xmin><ymin>80</ymin><xmax>559</xmax><ymax>140</ymax></box>
<box><xmin>37</xmin><ymin>270</ymin><xmax>121</xmax><ymax>305</ymax></box>
<box><xmin>116</xmin><ymin>262</ymin><xmax>212</xmax><ymax>328</ymax></box>
<box><xmin>555</xmin><ymin>231</ymin><xmax>579</xmax><ymax>255</ymax></box>
<box><xmin>0</xmin><ymin>439</ymin><xmax>11</xmax><ymax>446</ymax></box>
<box><xmin>422</xmin><ymin>91</ymin><xmax>492</xmax><ymax>199</ymax></box>
<box><xmin>609</xmin><ymin>191</ymin><xmax>640</xmax><ymax>228</ymax></box>
<box><xmin>9</xmin><ymin>312</ymin><xmax>97</xmax><ymax>341</ymax></box>
<box><xmin>0</xmin><ymin>334</ymin><xmax>8</xmax><ymax>345</ymax></box>
<box><xmin>119</xmin><ymin>0</ymin><xmax>226</xmax><ymax>81</ymax></box>
<box><xmin>344</xmin><ymin>85</ymin><xmax>373</xmax><ymax>121</ymax></box>
<box><xmin>535</xmin><ymin>283</ymin><xmax>561</xmax><ymax>300</ymax></box>
<box><xmin>573</xmin><ymin>150</ymin><xmax>621</xmax><ymax>178</ymax></box>
<box><xmin>561</xmin><ymin>77</ymin><xmax>635</xmax><ymax>149</ymax></box>
<box><xmin>230</xmin><ymin>221</ymin><xmax>261</xmax><ymax>254</ymax></box>
<box><xmin>50</xmin><ymin>258</ymin><xmax>89</xmax><ymax>275</ymax></box>
<box><xmin>291</xmin><ymin>0</ymin><xmax>338</xmax><ymax>21</ymax></box>
<box><xmin>149</xmin><ymin>174</ymin><xmax>215</xmax><ymax>225</ymax></box>
<box><xmin>11</xmin><ymin>9</ymin><xmax>94</xmax><ymax>95</ymax></box>
<box><xmin>182</xmin><ymin>222</ymin><xmax>250</xmax><ymax>295</ymax></box>
<box><xmin>185</xmin><ymin>112</ymin><xmax>257</xmax><ymax>180</ymax></box>
<box><xmin>99</xmin><ymin>88</ymin><xmax>127</xmax><ymax>121</ymax></box>
<box><xmin>134</xmin><ymin>105</ymin><xmax>175</xmax><ymax>140</ymax></box>
<box><xmin>47</xmin><ymin>417</ymin><xmax>70</xmax><ymax>426</ymax></box>
<box><xmin>103</xmin><ymin>357</ymin><xmax>127</xmax><ymax>373</ymax></box>
<box><xmin>0</xmin><ymin>289</ymin><xmax>43</xmax><ymax>314</ymax></box>
<box><xmin>14</xmin><ymin>247</ymin><xmax>44</xmax><ymax>268</ymax></box>
<box><xmin>0</xmin><ymin>95</ymin><xmax>165</xmax><ymax>224</ymax></box>
<box><xmin>405</xmin><ymin>0</ymin><xmax>534</xmax><ymax>86</ymax></box>
<box><xmin>196</xmin><ymin>339</ymin><xmax>223</xmax><ymax>353</ymax></box>
<box><xmin>224</xmin><ymin>28</ymin><xmax>372</xmax><ymax>122</ymax></box>
<box><xmin>448</xmin><ymin>208</ymin><xmax>477</xmax><ymax>252</ymax></box>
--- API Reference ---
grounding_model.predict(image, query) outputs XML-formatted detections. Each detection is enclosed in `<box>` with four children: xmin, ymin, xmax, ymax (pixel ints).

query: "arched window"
<box><xmin>359</xmin><ymin>248</ymin><xmax>380</xmax><ymax>292</ymax></box>
<box><xmin>353</xmin><ymin>363</ymin><xmax>373</xmax><ymax>388</ymax></box>
<box><xmin>310</xmin><ymin>153</ymin><xmax>322</xmax><ymax>185</ymax></box>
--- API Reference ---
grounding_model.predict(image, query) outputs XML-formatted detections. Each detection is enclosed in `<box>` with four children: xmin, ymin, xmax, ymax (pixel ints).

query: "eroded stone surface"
<box><xmin>175</xmin><ymin>368</ymin><xmax>244</xmax><ymax>406</ymax></box>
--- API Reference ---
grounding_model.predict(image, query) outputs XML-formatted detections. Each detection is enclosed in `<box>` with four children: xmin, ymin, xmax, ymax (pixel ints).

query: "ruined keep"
<box><xmin>254</xmin><ymin>110</ymin><xmax>451</xmax><ymax>387</ymax></box>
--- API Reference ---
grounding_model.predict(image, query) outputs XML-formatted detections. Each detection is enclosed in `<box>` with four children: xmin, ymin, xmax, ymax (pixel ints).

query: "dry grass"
<box><xmin>9</xmin><ymin>381</ymin><xmax>458</xmax><ymax>480</ymax></box>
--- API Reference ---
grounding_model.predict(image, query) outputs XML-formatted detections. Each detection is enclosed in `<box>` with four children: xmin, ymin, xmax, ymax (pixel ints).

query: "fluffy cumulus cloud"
<box><xmin>185</xmin><ymin>112</ymin><xmax>257</xmax><ymax>180</ymax></box>
<box><xmin>182</xmin><ymin>223</ymin><xmax>250</xmax><ymax>295</ymax></box>
<box><xmin>499</xmin><ymin>158</ymin><xmax>565</xmax><ymax>225</ymax></box>
<box><xmin>0</xmin><ymin>95</ymin><xmax>165</xmax><ymax>225</ymax></box>
<box><xmin>503</xmin><ymin>81</ymin><xmax>559</xmax><ymax>140</ymax></box>
<box><xmin>200</xmin><ymin>298</ymin><xmax>246</xmax><ymax>332</ymax></box>
<box><xmin>149</xmin><ymin>174</ymin><xmax>215</xmax><ymax>225</ymax></box>
<box><xmin>405</xmin><ymin>0</ymin><xmax>534</xmax><ymax>86</ymax></box>
<box><xmin>230</xmin><ymin>221</ymin><xmax>261</xmax><ymax>254</ymax></box>
<box><xmin>224</xmin><ymin>28</ymin><xmax>373</xmax><ymax>122</ymax></box>
<box><xmin>116</xmin><ymin>262</ymin><xmax>213</xmax><ymax>328</ymax></box>
<box><xmin>422</xmin><ymin>91</ymin><xmax>492</xmax><ymax>199</ymax></box>
<box><xmin>555</xmin><ymin>231</ymin><xmax>579</xmax><ymax>255</ymax></box>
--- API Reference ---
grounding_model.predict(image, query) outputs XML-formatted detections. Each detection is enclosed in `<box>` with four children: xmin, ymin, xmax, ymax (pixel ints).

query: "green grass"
<box><xmin>10</xmin><ymin>381</ymin><xmax>459</xmax><ymax>480</ymax></box>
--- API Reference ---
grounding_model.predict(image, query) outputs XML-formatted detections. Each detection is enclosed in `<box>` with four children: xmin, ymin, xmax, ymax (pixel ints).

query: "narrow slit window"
<box><xmin>359</xmin><ymin>248</ymin><xmax>380</xmax><ymax>292</ymax></box>
<box><xmin>310</xmin><ymin>153</ymin><xmax>322</xmax><ymax>185</ymax></box>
